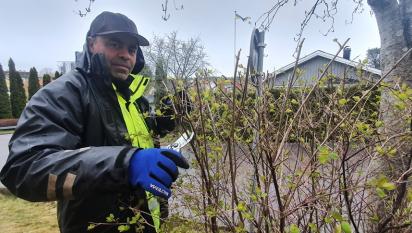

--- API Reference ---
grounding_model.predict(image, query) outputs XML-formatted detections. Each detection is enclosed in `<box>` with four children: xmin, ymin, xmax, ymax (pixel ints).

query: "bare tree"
<box><xmin>144</xmin><ymin>35</ymin><xmax>171</xmax><ymax>78</ymax></box>
<box><xmin>74</xmin><ymin>0</ymin><xmax>94</xmax><ymax>17</ymax></box>
<box><xmin>144</xmin><ymin>32</ymin><xmax>208</xmax><ymax>82</ymax></box>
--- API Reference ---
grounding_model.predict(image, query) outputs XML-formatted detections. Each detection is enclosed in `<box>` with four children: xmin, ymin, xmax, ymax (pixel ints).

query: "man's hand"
<box><xmin>128</xmin><ymin>148</ymin><xmax>189</xmax><ymax>198</ymax></box>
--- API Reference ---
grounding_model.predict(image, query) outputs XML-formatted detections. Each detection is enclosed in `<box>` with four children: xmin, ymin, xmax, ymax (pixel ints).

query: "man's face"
<box><xmin>88</xmin><ymin>34</ymin><xmax>138</xmax><ymax>80</ymax></box>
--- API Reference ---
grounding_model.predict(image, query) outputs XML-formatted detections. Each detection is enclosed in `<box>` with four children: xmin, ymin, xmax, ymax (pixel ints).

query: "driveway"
<box><xmin>0</xmin><ymin>134</ymin><xmax>11</xmax><ymax>188</ymax></box>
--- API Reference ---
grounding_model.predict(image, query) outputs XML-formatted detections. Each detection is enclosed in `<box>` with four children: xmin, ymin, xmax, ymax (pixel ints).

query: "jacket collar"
<box><xmin>112</xmin><ymin>74</ymin><xmax>150</xmax><ymax>103</ymax></box>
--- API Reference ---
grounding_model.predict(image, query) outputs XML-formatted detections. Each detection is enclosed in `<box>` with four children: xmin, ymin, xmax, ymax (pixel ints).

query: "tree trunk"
<box><xmin>368</xmin><ymin>0</ymin><xmax>412</xmax><ymax>168</ymax></box>
<box><xmin>368</xmin><ymin>0</ymin><xmax>412</xmax><ymax>231</ymax></box>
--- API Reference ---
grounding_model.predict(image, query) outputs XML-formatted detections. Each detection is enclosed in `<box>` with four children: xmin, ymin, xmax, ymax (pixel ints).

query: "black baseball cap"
<box><xmin>88</xmin><ymin>11</ymin><xmax>149</xmax><ymax>46</ymax></box>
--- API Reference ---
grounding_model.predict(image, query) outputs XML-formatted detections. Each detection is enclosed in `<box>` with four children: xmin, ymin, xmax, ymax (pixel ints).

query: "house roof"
<box><xmin>276</xmin><ymin>50</ymin><xmax>382</xmax><ymax>76</ymax></box>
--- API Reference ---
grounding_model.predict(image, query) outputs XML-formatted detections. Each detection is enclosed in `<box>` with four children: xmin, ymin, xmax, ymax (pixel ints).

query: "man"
<box><xmin>0</xmin><ymin>11</ymin><xmax>188</xmax><ymax>233</ymax></box>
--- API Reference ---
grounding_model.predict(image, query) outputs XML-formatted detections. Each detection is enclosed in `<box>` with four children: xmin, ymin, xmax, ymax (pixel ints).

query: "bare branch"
<box><xmin>74</xmin><ymin>0</ymin><xmax>95</xmax><ymax>17</ymax></box>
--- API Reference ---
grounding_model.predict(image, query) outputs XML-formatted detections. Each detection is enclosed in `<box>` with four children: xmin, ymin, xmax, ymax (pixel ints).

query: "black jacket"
<box><xmin>0</xmin><ymin>44</ymin><xmax>171</xmax><ymax>233</ymax></box>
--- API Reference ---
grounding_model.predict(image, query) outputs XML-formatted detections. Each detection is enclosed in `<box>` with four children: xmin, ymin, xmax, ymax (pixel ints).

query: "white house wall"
<box><xmin>274</xmin><ymin>56</ymin><xmax>378</xmax><ymax>87</ymax></box>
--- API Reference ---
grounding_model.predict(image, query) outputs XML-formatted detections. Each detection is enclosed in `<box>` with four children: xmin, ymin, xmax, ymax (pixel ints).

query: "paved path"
<box><xmin>0</xmin><ymin>134</ymin><xmax>12</xmax><ymax>188</ymax></box>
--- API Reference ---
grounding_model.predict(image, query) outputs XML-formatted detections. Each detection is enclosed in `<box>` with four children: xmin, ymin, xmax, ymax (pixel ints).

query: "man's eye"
<box><xmin>128</xmin><ymin>47</ymin><xmax>137</xmax><ymax>54</ymax></box>
<box><xmin>107</xmin><ymin>41</ymin><xmax>120</xmax><ymax>49</ymax></box>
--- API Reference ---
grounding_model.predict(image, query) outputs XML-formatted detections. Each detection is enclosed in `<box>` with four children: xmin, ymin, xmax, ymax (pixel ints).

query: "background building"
<box><xmin>57</xmin><ymin>61</ymin><xmax>75</xmax><ymax>74</ymax></box>
<box><xmin>272</xmin><ymin>48</ymin><xmax>381</xmax><ymax>87</ymax></box>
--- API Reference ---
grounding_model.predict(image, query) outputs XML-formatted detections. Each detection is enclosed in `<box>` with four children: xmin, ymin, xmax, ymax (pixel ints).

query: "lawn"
<box><xmin>0</xmin><ymin>190</ymin><xmax>59</xmax><ymax>233</ymax></box>
<box><xmin>0</xmin><ymin>130</ymin><xmax>14</xmax><ymax>135</ymax></box>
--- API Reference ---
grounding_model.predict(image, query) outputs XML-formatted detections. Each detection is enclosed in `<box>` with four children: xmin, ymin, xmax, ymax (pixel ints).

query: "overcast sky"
<box><xmin>0</xmin><ymin>0</ymin><xmax>380</xmax><ymax>76</ymax></box>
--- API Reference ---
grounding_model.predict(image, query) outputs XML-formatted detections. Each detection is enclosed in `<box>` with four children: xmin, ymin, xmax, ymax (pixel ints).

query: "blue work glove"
<box><xmin>128</xmin><ymin>148</ymin><xmax>190</xmax><ymax>199</ymax></box>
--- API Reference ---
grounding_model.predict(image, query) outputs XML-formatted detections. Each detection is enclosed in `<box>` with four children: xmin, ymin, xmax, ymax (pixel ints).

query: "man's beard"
<box><xmin>108</xmin><ymin>61</ymin><xmax>132</xmax><ymax>81</ymax></box>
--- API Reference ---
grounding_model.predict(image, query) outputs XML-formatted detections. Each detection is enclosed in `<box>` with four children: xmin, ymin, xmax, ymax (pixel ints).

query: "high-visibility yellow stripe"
<box><xmin>114</xmin><ymin>74</ymin><xmax>160</xmax><ymax>232</ymax></box>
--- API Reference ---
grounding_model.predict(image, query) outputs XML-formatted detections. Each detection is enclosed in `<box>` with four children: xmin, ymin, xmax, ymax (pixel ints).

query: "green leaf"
<box><xmin>155</xmin><ymin>109</ymin><xmax>163</xmax><ymax>116</ymax></box>
<box><xmin>334</xmin><ymin>224</ymin><xmax>342</xmax><ymax>233</ymax></box>
<box><xmin>338</xmin><ymin>98</ymin><xmax>348</xmax><ymax>106</ymax></box>
<box><xmin>243</xmin><ymin>212</ymin><xmax>253</xmax><ymax>220</ymax></box>
<box><xmin>318</xmin><ymin>146</ymin><xmax>329</xmax><ymax>164</ymax></box>
<box><xmin>380</xmin><ymin>181</ymin><xmax>396</xmax><ymax>191</ymax></box>
<box><xmin>388</xmin><ymin>148</ymin><xmax>397</xmax><ymax>157</ymax></box>
<box><xmin>318</xmin><ymin>146</ymin><xmax>337</xmax><ymax>165</ymax></box>
<box><xmin>324</xmin><ymin>216</ymin><xmax>333</xmax><ymax>224</ymax></box>
<box><xmin>87</xmin><ymin>224</ymin><xmax>96</xmax><ymax>231</ymax></box>
<box><xmin>374</xmin><ymin>176</ymin><xmax>395</xmax><ymax>190</ymax></box>
<box><xmin>341</xmin><ymin>221</ymin><xmax>352</xmax><ymax>233</ymax></box>
<box><xmin>331</xmin><ymin>211</ymin><xmax>343</xmax><ymax>221</ymax></box>
<box><xmin>289</xmin><ymin>224</ymin><xmax>300</xmax><ymax>233</ymax></box>
<box><xmin>308</xmin><ymin>223</ymin><xmax>318</xmax><ymax>233</ymax></box>
<box><xmin>118</xmin><ymin>225</ymin><xmax>130</xmax><ymax>232</ymax></box>
<box><xmin>106</xmin><ymin>213</ymin><xmax>115</xmax><ymax>223</ymax></box>
<box><xmin>352</xmin><ymin>96</ymin><xmax>361</xmax><ymax>102</ymax></box>
<box><xmin>375</xmin><ymin>120</ymin><xmax>384</xmax><ymax>128</ymax></box>
<box><xmin>398</xmin><ymin>92</ymin><xmax>408</xmax><ymax>101</ymax></box>
<box><xmin>370</xmin><ymin>214</ymin><xmax>379</xmax><ymax>222</ymax></box>
<box><xmin>376</xmin><ymin>187</ymin><xmax>387</xmax><ymax>198</ymax></box>
<box><xmin>375</xmin><ymin>146</ymin><xmax>385</xmax><ymax>155</ymax></box>
<box><xmin>394</xmin><ymin>102</ymin><xmax>406</xmax><ymax>110</ymax></box>
<box><xmin>130</xmin><ymin>213</ymin><xmax>141</xmax><ymax>224</ymax></box>
<box><xmin>236</xmin><ymin>202</ymin><xmax>247</xmax><ymax>212</ymax></box>
<box><xmin>329</xmin><ymin>152</ymin><xmax>338</xmax><ymax>160</ymax></box>
<box><xmin>318</xmin><ymin>152</ymin><xmax>329</xmax><ymax>165</ymax></box>
<box><xmin>407</xmin><ymin>187</ymin><xmax>412</xmax><ymax>202</ymax></box>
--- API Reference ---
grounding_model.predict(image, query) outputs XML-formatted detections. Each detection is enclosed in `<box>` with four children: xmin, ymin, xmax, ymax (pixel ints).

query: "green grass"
<box><xmin>0</xmin><ymin>130</ymin><xmax>14</xmax><ymax>135</ymax></box>
<box><xmin>0</xmin><ymin>191</ymin><xmax>59</xmax><ymax>233</ymax></box>
<box><xmin>0</xmin><ymin>190</ymin><xmax>215</xmax><ymax>233</ymax></box>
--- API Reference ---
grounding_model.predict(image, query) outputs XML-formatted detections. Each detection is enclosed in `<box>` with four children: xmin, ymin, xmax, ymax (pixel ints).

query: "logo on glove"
<box><xmin>150</xmin><ymin>183</ymin><xmax>169</xmax><ymax>197</ymax></box>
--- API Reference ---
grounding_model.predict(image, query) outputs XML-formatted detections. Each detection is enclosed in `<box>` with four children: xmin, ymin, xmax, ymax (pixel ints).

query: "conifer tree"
<box><xmin>54</xmin><ymin>71</ymin><xmax>61</xmax><ymax>80</ymax></box>
<box><xmin>8</xmin><ymin>58</ymin><xmax>27</xmax><ymax>118</ymax></box>
<box><xmin>140</xmin><ymin>65</ymin><xmax>153</xmax><ymax>78</ymax></box>
<box><xmin>28</xmin><ymin>67</ymin><xmax>40</xmax><ymax>100</ymax></box>
<box><xmin>0</xmin><ymin>63</ymin><xmax>12</xmax><ymax>118</ymax></box>
<box><xmin>154</xmin><ymin>60</ymin><xmax>167</xmax><ymax>109</ymax></box>
<box><xmin>42</xmin><ymin>74</ymin><xmax>51</xmax><ymax>86</ymax></box>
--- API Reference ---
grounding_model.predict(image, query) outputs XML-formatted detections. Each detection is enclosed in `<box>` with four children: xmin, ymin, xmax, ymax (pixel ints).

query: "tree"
<box><xmin>74</xmin><ymin>0</ymin><xmax>182</xmax><ymax>21</ymax></box>
<box><xmin>42</xmin><ymin>74</ymin><xmax>51</xmax><ymax>86</ymax></box>
<box><xmin>28</xmin><ymin>67</ymin><xmax>40</xmax><ymax>100</ymax></box>
<box><xmin>144</xmin><ymin>32</ymin><xmax>208</xmax><ymax>82</ymax></box>
<box><xmin>366</xmin><ymin>1</ymin><xmax>412</xmax><ymax>231</ymax></box>
<box><xmin>154</xmin><ymin>59</ymin><xmax>168</xmax><ymax>109</ymax></box>
<box><xmin>0</xmin><ymin>63</ymin><xmax>12</xmax><ymax>118</ymax></box>
<box><xmin>54</xmin><ymin>71</ymin><xmax>62</xmax><ymax>80</ymax></box>
<box><xmin>139</xmin><ymin>65</ymin><xmax>153</xmax><ymax>78</ymax></box>
<box><xmin>8</xmin><ymin>58</ymin><xmax>26</xmax><ymax>118</ymax></box>
<box><xmin>367</xmin><ymin>47</ymin><xmax>381</xmax><ymax>69</ymax></box>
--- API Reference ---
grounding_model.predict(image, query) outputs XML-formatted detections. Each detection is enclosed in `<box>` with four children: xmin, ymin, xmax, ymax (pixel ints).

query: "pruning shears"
<box><xmin>162</xmin><ymin>130</ymin><xmax>194</xmax><ymax>152</ymax></box>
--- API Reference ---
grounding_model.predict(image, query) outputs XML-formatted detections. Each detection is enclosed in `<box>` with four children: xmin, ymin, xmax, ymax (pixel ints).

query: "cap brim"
<box><xmin>135</xmin><ymin>34</ymin><xmax>150</xmax><ymax>46</ymax></box>
<box><xmin>94</xmin><ymin>31</ymin><xmax>150</xmax><ymax>46</ymax></box>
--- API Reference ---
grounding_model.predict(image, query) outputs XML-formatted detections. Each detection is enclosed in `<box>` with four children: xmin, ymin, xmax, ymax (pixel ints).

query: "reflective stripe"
<box><xmin>63</xmin><ymin>173</ymin><xmax>76</xmax><ymax>200</ymax></box>
<box><xmin>116</xmin><ymin>94</ymin><xmax>154</xmax><ymax>148</ymax></box>
<box><xmin>47</xmin><ymin>174</ymin><xmax>57</xmax><ymax>200</ymax></box>
<box><xmin>147</xmin><ymin>192</ymin><xmax>161</xmax><ymax>230</ymax></box>
<box><xmin>114</xmin><ymin>74</ymin><xmax>160</xmax><ymax>232</ymax></box>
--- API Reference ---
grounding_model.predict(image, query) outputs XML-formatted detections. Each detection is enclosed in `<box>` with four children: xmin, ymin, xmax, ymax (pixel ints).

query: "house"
<box><xmin>272</xmin><ymin>48</ymin><xmax>382</xmax><ymax>87</ymax></box>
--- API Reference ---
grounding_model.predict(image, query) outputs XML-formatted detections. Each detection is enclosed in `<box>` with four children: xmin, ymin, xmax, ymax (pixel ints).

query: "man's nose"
<box><xmin>117</xmin><ymin>47</ymin><xmax>132</xmax><ymax>60</ymax></box>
